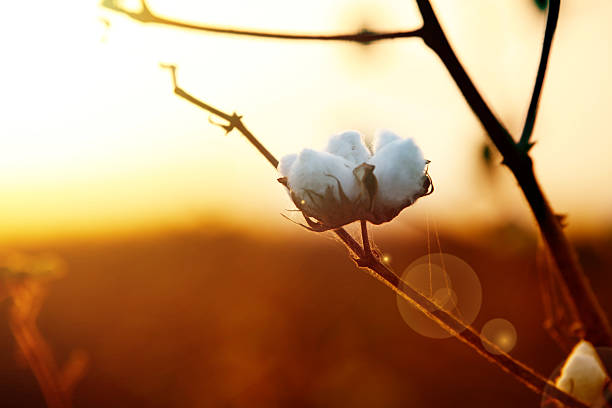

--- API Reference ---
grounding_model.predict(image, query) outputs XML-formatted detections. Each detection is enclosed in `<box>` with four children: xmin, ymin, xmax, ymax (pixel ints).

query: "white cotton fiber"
<box><xmin>556</xmin><ymin>340</ymin><xmax>609</xmax><ymax>405</ymax></box>
<box><xmin>279</xmin><ymin>129</ymin><xmax>431</xmax><ymax>229</ymax></box>
<box><xmin>368</xmin><ymin>137</ymin><xmax>426</xmax><ymax>210</ymax></box>
<box><xmin>373</xmin><ymin>129</ymin><xmax>401</xmax><ymax>153</ymax></box>
<box><xmin>288</xmin><ymin>149</ymin><xmax>360</xmax><ymax>206</ymax></box>
<box><xmin>278</xmin><ymin>153</ymin><xmax>297</xmax><ymax>177</ymax></box>
<box><xmin>325</xmin><ymin>130</ymin><xmax>371</xmax><ymax>165</ymax></box>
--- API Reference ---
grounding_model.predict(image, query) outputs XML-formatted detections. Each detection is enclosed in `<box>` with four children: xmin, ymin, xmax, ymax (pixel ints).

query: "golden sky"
<box><xmin>1</xmin><ymin>0</ymin><xmax>611</xmax><ymax>243</ymax></box>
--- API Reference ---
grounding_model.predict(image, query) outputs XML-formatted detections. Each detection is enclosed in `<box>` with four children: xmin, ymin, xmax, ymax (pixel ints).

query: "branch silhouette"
<box><xmin>519</xmin><ymin>0</ymin><xmax>560</xmax><ymax>150</ymax></box>
<box><xmin>413</xmin><ymin>0</ymin><xmax>612</xmax><ymax>347</ymax></box>
<box><xmin>101</xmin><ymin>0</ymin><xmax>422</xmax><ymax>44</ymax></box>
<box><xmin>159</xmin><ymin>64</ymin><xmax>588</xmax><ymax>408</ymax></box>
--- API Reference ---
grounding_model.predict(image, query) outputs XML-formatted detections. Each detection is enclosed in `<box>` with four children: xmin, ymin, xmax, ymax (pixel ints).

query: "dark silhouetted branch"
<box><xmin>160</xmin><ymin>66</ymin><xmax>587</xmax><ymax>408</ymax></box>
<box><xmin>519</xmin><ymin>0</ymin><xmax>560</xmax><ymax>151</ymax></box>
<box><xmin>102</xmin><ymin>0</ymin><xmax>422</xmax><ymax>44</ymax></box>
<box><xmin>360</xmin><ymin>220</ymin><xmax>372</xmax><ymax>258</ymax></box>
<box><xmin>415</xmin><ymin>0</ymin><xmax>612</xmax><ymax>347</ymax></box>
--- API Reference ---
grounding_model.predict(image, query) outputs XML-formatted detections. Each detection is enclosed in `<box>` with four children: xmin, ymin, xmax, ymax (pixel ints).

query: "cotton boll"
<box><xmin>555</xmin><ymin>340</ymin><xmax>609</xmax><ymax>406</ymax></box>
<box><xmin>286</xmin><ymin>149</ymin><xmax>362</xmax><ymax>228</ymax></box>
<box><xmin>373</xmin><ymin>129</ymin><xmax>401</xmax><ymax>153</ymax></box>
<box><xmin>280</xmin><ymin>130</ymin><xmax>432</xmax><ymax>229</ymax></box>
<box><xmin>325</xmin><ymin>130</ymin><xmax>371</xmax><ymax>165</ymax></box>
<box><xmin>367</xmin><ymin>138</ymin><xmax>428</xmax><ymax>223</ymax></box>
<box><xmin>278</xmin><ymin>153</ymin><xmax>297</xmax><ymax>177</ymax></box>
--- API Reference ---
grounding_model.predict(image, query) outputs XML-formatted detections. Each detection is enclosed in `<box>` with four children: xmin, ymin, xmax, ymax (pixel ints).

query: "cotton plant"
<box><xmin>555</xmin><ymin>340</ymin><xmax>610</xmax><ymax>406</ymax></box>
<box><xmin>277</xmin><ymin>130</ymin><xmax>433</xmax><ymax>235</ymax></box>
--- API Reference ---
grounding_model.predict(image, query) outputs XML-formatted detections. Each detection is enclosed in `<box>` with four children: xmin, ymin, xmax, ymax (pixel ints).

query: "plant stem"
<box><xmin>161</xmin><ymin>68</ymin><xmax>588</xmax><ymax>407</ymax></box>
<box><xmin>414</xmin><ymin>0</ymin><xmax>612</xmax><ymax>347</ymax></box>
<box><xmin>519</xmin><ymin>0</ymin><xmax>560</xmax><ymax>151</ymax></box>
<box><xmin>337</xmin><ymin>231</ymin><xmax>588</xmax><ymax>408</ymax></box>
<box><xmin>101</xmin><ymin>0</ymin><xmax>422</xmax><ymax>44</ymax></box>
<box><xmin>360</xmin><ymin>220</ymin><xmax>371</xmax><ymax>257</ymax></box>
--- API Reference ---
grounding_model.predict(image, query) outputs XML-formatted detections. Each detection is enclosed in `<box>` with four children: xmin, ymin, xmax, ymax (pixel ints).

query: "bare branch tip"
<box><xmin>159</xmin><ymin>63</ymin><xmax>178</xmax><ymax>88</ymax></box>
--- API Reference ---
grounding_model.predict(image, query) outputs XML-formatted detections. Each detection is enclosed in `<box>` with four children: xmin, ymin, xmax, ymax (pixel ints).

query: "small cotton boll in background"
<box><xmin>278</xmin><ymin>153</ymin><xmax>297</xmax><ymax>177</ymax></box>
<box><xmin>325</xmin><ymin>130</ymin><xmax>371</xmax><ymax>165</ymax></box>
<box><xmin>373</xmin><ymin>129</ymin><xmax>401</xmax><ymax>153</ymax></box>
<box><xmin>555</xmin><ymin>340</ymin><xmax>609</xmax><ymax>406</ymax></box>
<box><xmin>368</xmin><ymin>137</ymin><xmax>426</xmax><ymax>216</ymax></box>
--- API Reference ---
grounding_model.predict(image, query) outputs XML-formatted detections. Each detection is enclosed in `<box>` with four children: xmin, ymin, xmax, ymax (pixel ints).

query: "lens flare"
<box><xmin>480</xmin><ymin>318</ymin><xmax>517</xmax><ymax>354</ymax></box>
<box><xmin>396</xmin><ymin>253</ymin><xmax>482</xmax><ymax>339</ymax></box>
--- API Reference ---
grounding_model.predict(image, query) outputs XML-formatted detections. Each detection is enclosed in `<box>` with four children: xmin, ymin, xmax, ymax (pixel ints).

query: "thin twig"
<box><xmin>160</xmin><ymin>66</ymin><xmax>587</xmax><ymax>407</ymax></box>
<box><xmin>414</xmin><ymin>0</ymin><xmax>612</xmax><ymax>347</ymax></box>
<box><xmin>360</xmin><ymin>220</ymin><xmax>371</xmax><ymax>257</ymax></box>
<box><xmin>518</xmin><ymin>0</ymin><xmax>560</xmax><ymax>151</ymax></box>
<box><xmin>159</xmin><ymin>64</ymin><xmax>278</xmax><ymax>168</ymax></box>
<box><xmin>101</xmin><ymin>0</ymin><xmax>423</xmax><ymax>44</ymax></box>
<box><xmin>347</xmin><ymin>237</ymin><xmax>587</xmax><ymax>408</ymax></box>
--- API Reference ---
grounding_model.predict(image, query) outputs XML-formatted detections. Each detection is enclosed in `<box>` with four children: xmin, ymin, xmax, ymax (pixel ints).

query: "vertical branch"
<box><xmin>415</xmin><ymin>0</ymin><xmax>612</xmax><ymax>347</ymax></box>
<box><xmin>519</xmin><ymin>0</ymin><xmax>560</xmax><ymax>150</ymax></box>
<box><xmin>360</xmin><ymin>220</ymin><xmax>371</xmax><ymax>257</ymax></box>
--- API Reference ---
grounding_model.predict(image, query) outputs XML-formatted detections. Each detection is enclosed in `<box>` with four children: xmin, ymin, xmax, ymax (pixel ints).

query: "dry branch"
<box><xmin>414</xmin><ymin>0</ymin><xmax>612</xmax><ymax>346</ymax></box>
<box><xmin>519</xmin><ymin>0</ymin><xmax>560</xmax><ymax>150</ymax></box>
<box><xmin>159</xmin><ymin>64</ymin><xmax>588</xmax><ymax>408</ymax></box>
<box><xmin>101</xmin><ymin>0</ymin><xmax>422</xmax><ymax>44</ymax></box>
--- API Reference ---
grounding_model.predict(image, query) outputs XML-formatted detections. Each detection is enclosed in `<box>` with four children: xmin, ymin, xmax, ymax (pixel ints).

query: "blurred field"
<box><xmin>2</xmin><ymin>226</ymin><xmax>612</xmax><ymax>407</ymax></box>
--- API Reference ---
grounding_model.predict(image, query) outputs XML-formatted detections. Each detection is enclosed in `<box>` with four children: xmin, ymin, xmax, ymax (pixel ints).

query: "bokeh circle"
<box><xmin>396</xmin><ymin>253</ymin><xmax>482</xmax><ymax>339</ymax></box>
<box><xmin>480</xmin><ymin>318</ymin><xmax>517</xmax><ymax>354</ymax></box>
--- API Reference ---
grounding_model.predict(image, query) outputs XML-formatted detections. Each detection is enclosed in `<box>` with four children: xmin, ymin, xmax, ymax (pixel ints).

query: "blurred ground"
<box><xmin>1</xmin><ymin>225</ymin><xmax>611</xmax><ymax>407</ymax></box>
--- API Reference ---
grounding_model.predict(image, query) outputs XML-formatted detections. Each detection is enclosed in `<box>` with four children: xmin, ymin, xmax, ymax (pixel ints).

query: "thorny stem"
<box><xmin>414</xmin><ymin>0</ymin><xmax>612</xmax><ymax>347</ymax></box>
<box><xmin>519</xmin><ymin>0</ymin><xmax>560</xmax><ymax>151</ymax></box>
<box><xmin>101</xmin><ymin>0</ymin><xmax>423</xmax><ymax>44</ymax></box>
<box><xmin>160</xmin><ymin>65</ymin><xmax>588</xmax><ymax>408</ymax></box>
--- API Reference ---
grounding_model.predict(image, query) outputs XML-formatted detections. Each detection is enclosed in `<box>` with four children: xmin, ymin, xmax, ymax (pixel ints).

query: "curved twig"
<box><xmin>102</xmin><ymin>0</ymin><xmax>422</xmax><ymax>44</ymax></box>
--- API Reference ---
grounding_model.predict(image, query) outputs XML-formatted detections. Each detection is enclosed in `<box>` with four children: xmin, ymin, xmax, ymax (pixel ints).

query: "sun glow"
<box><xmin>2</xmin><ymin>0</ymin><xmax>612</xmax><ymax>243</ymax></box>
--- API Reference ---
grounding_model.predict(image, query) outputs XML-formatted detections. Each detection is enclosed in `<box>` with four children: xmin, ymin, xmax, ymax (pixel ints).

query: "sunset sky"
<box><xmin>1</xmin><ymin>0</ymin><xmax>611</xmax><ymax>243</ymax></box>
